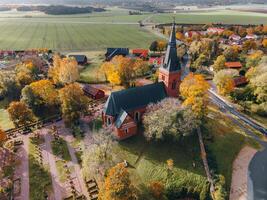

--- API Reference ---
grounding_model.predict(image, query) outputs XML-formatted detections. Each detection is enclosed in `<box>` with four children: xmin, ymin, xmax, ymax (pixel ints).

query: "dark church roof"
<box><xmin>103</xmin><ymin>82</ymin><xmax>167</xmax><ymax>117</ymax></box>
<box><xmin>161</xmin><ymin>22</ymin><xmax>181</xmax><ymax>72</ymax></box>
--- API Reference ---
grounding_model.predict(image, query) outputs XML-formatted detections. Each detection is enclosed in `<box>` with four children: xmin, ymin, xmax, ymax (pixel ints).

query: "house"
<box><xmin>225</xmin><ymin>62</ymin><xmax>242</xmax><ymax>69</ymax></box>
<box><xmin>132</xmin><ymin>49</ymin><xmax>149</xmax><ymax>59</ymax></box>
<box><xmin>246</xmin><ymin>34</ymin><xmax>258</xmax><ymax>40</ymax></box>
<box><xmin>105</xmin><ymin>48</ymin><xmax>129</xmax><ymax>61</ymax></box>
<box><xmin>102</xmin><ymin>22</ymin><xmax>181</xmax><ymax>140</ymax></box>
<box><xmin>69</xmin><ymin>55</ymin><xmax>88</xmax><ymax>65</ymax></box>
<box><xmin>229</xmin><ymin>34</ymin><xmax>241</xmax><ymax>41</ymax></box>
<box><xmin>233</xmin><ymin>76</ymin><xmax>248</xmax><ymax>87</ymax></box>
<box><xmin>83</xmin><ymin>84</ymin><xmax>105</xmax><ymax>100</ymax></box>
<box><xmin>184</xmin><ymin>31</ymin><xmax>201</xmax><ymax>38</ymax></box>
<box><xmin>149</xmin><ymin>57</ymin><xmax>162</xmax><ymax>67</ymax></box>
<box><xmin>207</xmin><ymin>27</ymin><xmax>224</xmax><ymax>35</ymax></box>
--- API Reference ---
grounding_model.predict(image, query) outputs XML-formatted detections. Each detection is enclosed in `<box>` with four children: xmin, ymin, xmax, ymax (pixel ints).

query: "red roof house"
<box><xmin>207</xmin><ymin>27</ymin><xmax>224</xmax><ymax>34</ymax></box>
<box><xmin>233</xmin><ymin>76</ymin><xmax>248</xmax><ymax>86</ymax></box>
<box><xmin>132</xmin><ymin>49</ymin><xmax>149</xmax><ymax>59</ymax></box>
<box><xmin>83</xmin><ymin>85</ymin><xmax>105</xmax><ymax>100</ymax></box>
<box><xmin>225</xmin><ymin>62</ymin><xmax>242</xmax><ymax>69</ymax></box>
<box><xmin>149</xmin><ymin>57</ymin><xmax>162</xmax><ymax>67</ymax></box>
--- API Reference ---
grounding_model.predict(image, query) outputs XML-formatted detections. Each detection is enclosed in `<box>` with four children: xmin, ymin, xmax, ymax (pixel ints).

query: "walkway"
<box><xmin>230</xmin><ymin>146</ymin><xmax>257</xmax><ymax>200</ymax></box>
<box><xmin>59</xmin><ymin>123</ymin><xmax>90</xmax><ymax>199</ymax></box>
<box><xmin>43</xmin><ymin>130</ymin><xmax>64</xmax><ymax>200</ymax></box>
<box><xmin>13</xmin><ymin>135</ymin><xmax>29</xmax><ymax>200</ymax></box>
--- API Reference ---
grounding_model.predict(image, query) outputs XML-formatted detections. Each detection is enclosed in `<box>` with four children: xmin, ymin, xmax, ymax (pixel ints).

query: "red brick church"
<box><xmin>102</xmin><ymin>22</ymin><xmax>182</xmax><ymax>140</ymax></box>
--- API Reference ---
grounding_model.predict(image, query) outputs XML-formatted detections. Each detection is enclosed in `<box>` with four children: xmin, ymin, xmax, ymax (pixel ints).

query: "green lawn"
<box><xmin>29</xmin><ymin>137</ymin><xmax>52</xmax><ymax>200</ymax></box>
<box><xmin>0</xmin><ymin>99</ymin><xmax>14</xmax><ymax>131</ymax></box>
<box><xmin>115</xmin><ymin>134</ymin><xmax>209</xmax><ymax>199</ymax></box>
<box><xmin>79</xmin><ymin>51</ymin><xmax>106</xmax><ymax>83</ymax></box>
<box><xmin>51</xmin><ymin>137</ymin><xmax>71</xmax><ymax>161</ymax></box>
<box><xmin>55</xmin><ymin>160</ymin><xmax>74</xmax><ymax>183</ymax></box>
<box><xmin>203</xmin><ymin>105</ymin><xmax>260</xmax><ymax>193</ymax></box>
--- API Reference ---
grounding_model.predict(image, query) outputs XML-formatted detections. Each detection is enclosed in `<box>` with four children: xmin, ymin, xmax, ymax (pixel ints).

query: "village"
<box><xmin>0</xmin><ymin>21</ymin><xmax>266</xmax><ymax>200</ymax></box>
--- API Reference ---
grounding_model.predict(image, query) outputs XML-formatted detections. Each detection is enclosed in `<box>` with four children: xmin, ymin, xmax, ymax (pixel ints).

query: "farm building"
<box><xmin>225</xmin><ymin>62</ymin><xmax>242</xmax><ymax>69</ymax></box>
<box><xmin>105</xmin><ymin>48</ymin><xmax>129</xmax><ymax>61</ymax></box>
<box><xmin>233</xmin><ymin>76</ymin><xmax>248</xmax><ymax>87</ymax></box>
<box><xmin>102</xmin><ymin>22</ymin><xmax>181</xmax><ymax>140</ymax></box>
<box><xmin>132</xmin><ymin>49</ymin><xmax>149</xmax><ymax>59</ymax></box>
<box><xmin>69</xmin><ymin>55</ymin><xmax>88</xmax><ymax>65</ymax></box>
<box><xmin>83</xmin><ymin>85</ymin><xmax>105</xmax><ymax>100</ymax></box>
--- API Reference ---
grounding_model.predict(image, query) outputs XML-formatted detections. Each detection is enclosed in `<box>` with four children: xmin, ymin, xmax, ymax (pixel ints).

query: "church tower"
<box><xmin>158</xmin><ymin>22</ymin><xmax>181</xmax><ymax>97</ymax></box>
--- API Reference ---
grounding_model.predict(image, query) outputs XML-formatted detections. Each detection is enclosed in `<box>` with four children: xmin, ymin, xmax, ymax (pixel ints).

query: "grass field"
<box><xmin>151</xmin><ymin>10</ymin><xmax>267</xmax><ymax>25</ymax></box>
<box><xmin>115</xmin><ymin>134</ymin><xmax>208</xmax><ymax>199</ymax></box>
<box><xmin>0</xmin><ymin>99</ymin><xmax>14</xmax><ymax>130</ymax></box>
<box><xmin>0</xmin><ymin>8</ymin><xmax>265</xmax><ymax>51</ymax></box>
<box><xmin>203</xmin><ymin>105</ymin><xmax>260</xmax><ymax>192</ymax></box>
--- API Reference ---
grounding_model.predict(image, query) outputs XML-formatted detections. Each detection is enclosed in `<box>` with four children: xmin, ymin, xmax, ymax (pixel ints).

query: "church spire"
<box><xmin>161</xmin><ymin>21</ymin><xmax>180</xmax><ymax>72</ymax></box>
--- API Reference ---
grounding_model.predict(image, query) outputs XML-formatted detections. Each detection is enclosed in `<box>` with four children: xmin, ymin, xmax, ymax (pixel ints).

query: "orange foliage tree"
<box><xmin>149</xmin><ymin>181</ymin><xmax>165</xmax><ymax>199</ymax></box>
<box><xmin>213</xmin><ymin>70</ymin><xmax>236</xmax><ymax>96</ymax></box>
<box><xmin>99</xmin><ymin>163</ymin><xmax>138</xmax><ymax>200</ymax></box>
<box><xmin>180</xmin><ymin>73</ymin><xmax>210</xmax><ymax>119</ymax></box>
<box><xmin>7</xmin><ymin>101</ymin><xmax>35</xmax><ymax>127</ymax></box>
<box><xmin>0</xmin><ymin>127</ymin><xmax>7</xmax><ymax>144</ymax></box>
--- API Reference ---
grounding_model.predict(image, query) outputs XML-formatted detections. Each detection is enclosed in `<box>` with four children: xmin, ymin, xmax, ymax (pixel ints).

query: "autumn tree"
<box><xmin>82</xmin><ymin>129</ymin><xmax>118</xmax><ymax>181</ymax></box>
<box><xmin>59</xmin><ymin>83</ymin><xmax>89</xmax><ymax>126</ymax></box>
<box><xmin>149</xmin><ymin>181</ymin><xmax>165</xmax><ymax>199</ymax></box>
<box><xmin>99</xmin><ymin>163</ymin><xmax>138</xmax><ymax>200</ymax></box>
<box><xmin>262</xmin><ymin>39</ymin><xmax>267</xmax><ymax>48</ymax></box>
<box><xmin>176</xmin><ymin>31</ymin><xmax>184</xmax><ymax>41</ymax></box>
<box><xmin>213</xmin><ymin>69</ymin><xmax>237</xmax><ymax>96</ymax></box>
<box><xmin>48</xmin><ymin>54</ymin><xmax>79</xmax><ymax>85</ymax></box>
<box><xmin>213</xmin><ymin>55</ymin><xmax>226</xmax><ymax>72</ymax></box>
<box><xmin>192</xmin><ymin>54</ymin><xmax>207</xmax><ymax>70</ymax></box>
<box><xmin>0</xmin><ymin>71</ymin><xmax>20</xmax><ymax>99</ymax></box>
<box><xmin>180</xmin><ymin>73</ymin><xmax>210</xmax><ymax>119</ymax></box>
<box><xmin>100</xmin><ymin>56</ymin><xmax>149</xmax><ymax>87</ymax></box>
<box><xmin>15</xmin><ymin>61</ymin><xmax>39</xmax><ymax>86</ymax></box>
<box><xmin>21</xmin><ymin>80</ymin><xmax>58</xmax><ymax>110</ymax></box>
<box><xmin>242</xmin><ymin>40</ymin><xmax>257</xmax><ymax>53</ymax></box>
<box><xmin>58</xmin><ymin>57</ymin><xmax>79</xmax><ymax>84</ymax></box>
<box><xmin>246</xmin><ymin>50</ymin><xmax>264</xmax><ymax>68</ymax></box>
<box><xmin>157</xmin><ymin>40</ymin><xmax>167</xmax><ymax>52</ymax></box>
<box><xmin>0</xmin><ymin>127</ymin><xmax>7</xmax><ymax>144</ymax></box>
<box><xmin>7</xmin><ymin>101</ymin><xmax>35</xmax><ymax>127</ymax></box>
<box><xmin>143</xmin><ymin>98</ymin><xmax>200</xmax><ymax>141</ymax></box>
<box><xmin>223</xmin><ymin>46</ymin><xmax>239</xmax><ymax>61</ymax></box>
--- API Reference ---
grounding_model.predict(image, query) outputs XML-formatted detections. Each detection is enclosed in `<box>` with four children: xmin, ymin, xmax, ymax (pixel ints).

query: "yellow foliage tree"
<box><xmin>213</xmin><ymin>71</ymin><xmax>235</xmax><ymax>96</ymax></box>
<box><xmin>157</xmin><ymin>40</ymin><xmax>167</xmax><ymax>52</ymax></box>
<box><xmin>262</xmin><ymin>39</ymin><xmax>267</xmax><ymax>48</ymax></box>
<box><xmin>176</xmin><ymin>32</ymin><xmax>184</xmax><ymax>40</ymax></box>
<box><xmin>180</xmin><ymin>73</ymin><xmax>210</xmax><ymax>118</ymax></box>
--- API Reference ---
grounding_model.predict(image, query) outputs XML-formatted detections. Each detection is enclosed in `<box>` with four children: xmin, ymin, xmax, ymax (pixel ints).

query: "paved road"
<box><xmin>209</xmin><ymin>89</ymin><xmax>267</xmax><ymax>137</ymax></box>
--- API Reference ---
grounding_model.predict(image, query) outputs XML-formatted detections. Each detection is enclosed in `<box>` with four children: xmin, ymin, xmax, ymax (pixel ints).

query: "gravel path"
<box><xmin>230</xmin><ymin>146</ymin><xmax>257</xmax><ymax>200</ymax></box>
<box><xmin>43</xmin><ymin>130</ymin><xmax>64</xmax><ymax>200</ymax></box>
<box><xmin>14</xmin><ymin>135</ymin><xmax>29</xmax><ymax>200</ymax></box>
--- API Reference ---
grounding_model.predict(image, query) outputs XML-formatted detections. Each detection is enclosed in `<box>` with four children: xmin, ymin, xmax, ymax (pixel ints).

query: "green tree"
<box><xmin>213</xmin><ymin>55</ymin><xmax>226</xmax><ymax>72</ymax></box>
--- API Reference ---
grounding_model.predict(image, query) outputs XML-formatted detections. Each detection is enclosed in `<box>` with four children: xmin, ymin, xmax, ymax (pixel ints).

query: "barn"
<box><xmin>69</xmin><ymin>55</ymin><xmax>88</xmax><ymax>65</ymax></box>
<box><xmin>105</xmin><ymin>48</ymin><xmax>129</xmax><ymax>61</ymax></box>
<box><xmin>83</xmin><ymin>84</ymin><xmax>105</xmax><ymax>100</ymax></box>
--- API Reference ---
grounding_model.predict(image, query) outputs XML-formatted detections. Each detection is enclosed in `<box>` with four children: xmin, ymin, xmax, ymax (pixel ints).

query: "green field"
<box><xmin>0</xmin><ymin>8</ymin><xmax>265</xmax><ymax>51</ymax></box>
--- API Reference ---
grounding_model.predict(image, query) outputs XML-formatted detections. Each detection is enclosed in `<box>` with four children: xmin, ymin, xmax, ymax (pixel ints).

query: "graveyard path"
<box><xmin>43</xmin><ymin>130</ymin><xmax>64</xmax><ymax>200</ymax></box>
<box><xmin>14</xmin><ymin>135</ymin><xmax>30</xmax><ymax>200</ymax></box>
<box><xmin>60</xmin><ymin>123</ymin><xmax>90</xmax><ymax>199</ymax></box>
